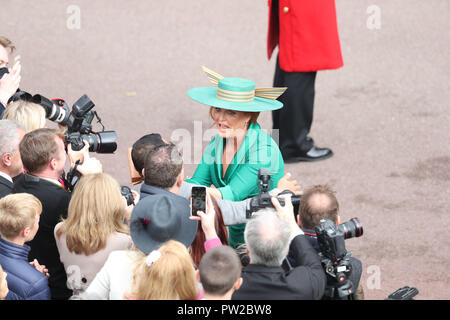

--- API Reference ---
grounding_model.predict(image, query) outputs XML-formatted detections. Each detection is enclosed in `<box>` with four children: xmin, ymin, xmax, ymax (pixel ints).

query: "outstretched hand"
<box><xmin>277</xmin><ymin>172</ymin><xmax>302</xmax><ymax>195</ymax></box>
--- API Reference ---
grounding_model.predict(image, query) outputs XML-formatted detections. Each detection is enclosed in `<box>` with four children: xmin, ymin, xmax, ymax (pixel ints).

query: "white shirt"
<box><xmin>0</xmin><ymin>171</ymin><xmax>13</xmax><ymax>183</ymax></box>
<box><xmin>39</xmin><ymin>176</ymin><xmax>62</xmax><ymax>187</ymax></box>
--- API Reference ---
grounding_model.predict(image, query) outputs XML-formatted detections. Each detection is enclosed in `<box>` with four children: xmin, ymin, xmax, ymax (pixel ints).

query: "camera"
<box><xmin>121</xmin><ymin>186</ymin><xmax>135</xmax><ymax>206</ymax></box>
<box><xmin>386</xmin><ymin>286</ymin><xmax>419</xmax><ymax>300</ymax></box>
<box><xmin>246</xmin><ymin>169</ymin><xmax>301</xmax><ymax>219</ymax></box>
<box><xmin>32</xmin><ymin>93</ymin><xmax>118</xmax><ymax>154</ymax></box>
<box><xmin>32</xmin><ymin>94</ymin><xmax>71</xmax><ymax>125</ymax></box>
<box><xmin>315</xmin><ymin>218</ymin><xmax>363</xmax><ymax>300</ymax></box>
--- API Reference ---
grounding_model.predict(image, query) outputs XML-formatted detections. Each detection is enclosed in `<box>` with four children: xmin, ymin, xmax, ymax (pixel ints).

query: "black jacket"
<box><xmin>0</xmin><ymin>175</ymin><xmax>13</xmax><ymax>199</ymax></box>
<box><xmin>232</xmin><ymin>235</ymin><xmax>326</xmax><ymax>300</ymax></box>
<box><xmin>12</xmin><ymin>174</ymin><xmax>72</xmax><ymax>300</ymax></box>
<box><xmin>140</xmin><ymin>183</ymin><xmax>176</xmax><ymax>199</ymax></box>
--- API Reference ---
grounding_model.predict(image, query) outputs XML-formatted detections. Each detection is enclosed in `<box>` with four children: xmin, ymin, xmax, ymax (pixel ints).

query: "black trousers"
<box><xmin>272</xmin><ymin>57</ymin><xmax>317</xmax><ymax>156</ymax></box>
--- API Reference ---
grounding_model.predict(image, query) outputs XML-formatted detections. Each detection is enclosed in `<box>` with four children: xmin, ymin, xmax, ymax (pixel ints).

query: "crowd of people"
<box><xmin>0</xmin><ymin>34</ymin><xmax>363</xmax><ymax>301</ymax></box>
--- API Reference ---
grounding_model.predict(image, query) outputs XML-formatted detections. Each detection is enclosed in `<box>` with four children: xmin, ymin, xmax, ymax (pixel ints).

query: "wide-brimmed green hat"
<box><xmin>187</xmin><ymin>66</ymin><xmax>287</xmax><ymax>112</ymax></box>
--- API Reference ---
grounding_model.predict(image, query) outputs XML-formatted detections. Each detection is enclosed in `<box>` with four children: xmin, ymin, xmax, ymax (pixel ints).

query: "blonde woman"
<box><xmin>2</xmin><ymin>99</ymin><xmax>46</xmax><ymax>132</ymax></box>
<box><xmin>82</xmin><ymin>193</ymin><xmax>219</xmax><ymax>300</ymax></box>
<box><xmin>126</xmin><ymin>240</ymin><xmax>198</xmax><ymax>300</ymax></box>
<box><xmin>54</xmin><ymin>173</ymin><xmax>134</xmax><ymax>298</ymax></box>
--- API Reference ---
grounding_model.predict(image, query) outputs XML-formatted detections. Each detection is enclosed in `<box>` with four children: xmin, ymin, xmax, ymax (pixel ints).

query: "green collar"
<box><xmin>214</xmin><ymin>122</ymin><xmax>260</xmax><ymax>183</ymax></box>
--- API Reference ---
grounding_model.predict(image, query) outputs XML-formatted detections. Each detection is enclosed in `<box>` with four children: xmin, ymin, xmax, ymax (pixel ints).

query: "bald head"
<box><xmin>299</xmin><ymin>185</ymin><xmax>339</xmax><ymax>229</ymax></box>
<box><xmin>309</xmin><ymin>193</ymin><xmax>333</xmax><ymax>211</ymax></box>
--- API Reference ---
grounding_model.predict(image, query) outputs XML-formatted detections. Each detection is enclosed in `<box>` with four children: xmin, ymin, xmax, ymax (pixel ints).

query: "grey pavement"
<box><xmin>1</xmin><ymin>0</ymin><xmax>449</xmax><ymax>299</ymax></box>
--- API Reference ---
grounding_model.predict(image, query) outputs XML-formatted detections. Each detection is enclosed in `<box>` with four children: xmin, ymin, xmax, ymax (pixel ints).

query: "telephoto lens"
<box><xmin>337</xmin><ymin>218</ymin><xmax>363</xmax><ymax>239</ymax></box>
<box><xmin>83</xmin><ymin>131</ymin><xmax>118</xmax><ymax>153</ymax></box>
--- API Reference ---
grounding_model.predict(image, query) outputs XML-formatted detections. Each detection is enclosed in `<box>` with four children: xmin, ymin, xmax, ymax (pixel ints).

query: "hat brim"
<box><xmin>188</xmin><ymin>87</ymin><xmax>283</xmax><ymax>112</ymax></box>
<box><xmin>130</xmin><ymin>195</ymin><xmax>198</xmax><ymax>254</ymax></box>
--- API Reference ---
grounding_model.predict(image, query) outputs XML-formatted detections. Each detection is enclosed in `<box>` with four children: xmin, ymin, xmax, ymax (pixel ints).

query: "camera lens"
<box><xmin>81</xmin><ymin>131</ymin><xmax>117</xmax><ymax>153</ymax></box>
<box><xmin>337</xmin><ymin>217</ymin><xmax>363</xmax><ymax>239</ymax></box>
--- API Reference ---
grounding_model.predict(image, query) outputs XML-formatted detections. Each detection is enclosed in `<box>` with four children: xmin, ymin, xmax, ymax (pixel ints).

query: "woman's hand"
<box><xmin>277</xmin><ymin>172</ymin><xmax>302</xmax><ymax>195</ymax></box>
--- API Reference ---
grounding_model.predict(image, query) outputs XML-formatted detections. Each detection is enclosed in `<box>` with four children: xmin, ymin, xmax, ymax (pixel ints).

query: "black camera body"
<box><xmin>386</xmin><ymin>286</ymin><xmax>419</xmax><ymax>300</ymax></box>
<box><xmin>121</xmin><ymin>186</ymin><xmax>134</xmax><ymax>206</ymax></box>
<box><xmin>246</xmin><ymin>169</ymin><xmax>301</xmax><ymax>219</ymax></box>
<box><xmin>315</xmin><ymin>218</ymin><xmax>363</xmax><ymax>300</ymax></box>
<box><xmin>32</xmin><ymin>94</ymin><xmax>117</xmax><ymax>154</ymax></box>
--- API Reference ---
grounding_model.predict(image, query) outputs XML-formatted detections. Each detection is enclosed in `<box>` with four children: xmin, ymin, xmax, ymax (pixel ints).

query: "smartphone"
<box><xmin>191</xmin><ymin>186</ymin><xmax>206</xmax><ymax>216</ymax></box>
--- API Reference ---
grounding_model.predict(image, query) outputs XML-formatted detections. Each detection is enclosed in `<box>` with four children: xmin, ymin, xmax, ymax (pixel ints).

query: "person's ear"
<box><xmin>50</xmin><ymin>158</ymin><xmax>57</xmax><ymax>171</ymax></box>
<box><xmin>21</xmin><ymin>226</ymin><xmax>31</xmax><ymax>239</ymax></box>
<box><xmin>1</xmin><ymin>153</ymin><xmax>12</xmax><ymax>167</ymax></box>
<box><xmin>336</xmin><ymin>215</ymin><xmax>340</xmax><ymax>225</ymax></box>
<box><xmin>233</xmin><ymin>277</ymin><xmax>243</xmax><ymax>291</ymax></box>
<box><xmin>176</xmin><ymin>169</ymin><xmax>184</xmax><ymax>187</ymax></box>
<box><xmin>296</xmin><ymin>214</ymin><xmax>302</xmax><ymax>227</ymax></box>
<box><xmin>141</xmin><ymin>168</ymin><xmax>146</xmax><ymax>178</ymax></box>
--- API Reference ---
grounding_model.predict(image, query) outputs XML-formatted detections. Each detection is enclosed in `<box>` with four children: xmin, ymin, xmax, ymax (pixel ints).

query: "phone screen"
<box><xmin>191</xmin><ymin>186</ymin><xmax>206</xmax><ymax>216</ymax></box>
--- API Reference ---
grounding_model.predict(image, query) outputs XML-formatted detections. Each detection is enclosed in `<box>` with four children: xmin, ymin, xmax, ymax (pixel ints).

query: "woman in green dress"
<box><xmin>185</xmin><ymin>67</ymin><xmax>287</xmax><ymax>248</ymax></box>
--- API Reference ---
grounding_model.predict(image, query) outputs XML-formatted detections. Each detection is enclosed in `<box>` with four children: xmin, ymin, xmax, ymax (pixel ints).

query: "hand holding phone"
<box><xmin>191</xmin><ymin>186</ymin><xmax>206</xmax><ymax>216</ymax></box>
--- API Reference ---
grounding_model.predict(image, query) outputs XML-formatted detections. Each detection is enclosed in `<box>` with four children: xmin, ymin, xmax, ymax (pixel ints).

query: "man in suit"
<box><xmin>268</xmin><ymin>0</ymin><xmax>343</xmax><ymax>162</ymax></box>
<box><xmin>232</xmin><ymin>194</ymin><xmax>326</xmax><ymax>300</ymax></box>
<box><xmin>12</xmin><ymin>128</ymin><xmax>102</xmax><ymax>299</ymax></box>
<box><xmin>0</xmin><ymin>120</ymin><xmax>25</xmax><ymax>199</ymax></box>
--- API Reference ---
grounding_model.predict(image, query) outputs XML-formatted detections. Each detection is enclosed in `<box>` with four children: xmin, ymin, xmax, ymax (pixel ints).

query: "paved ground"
<box><xmin>2</xmin><ymin>0</ymin><xmax>449</xmax><ymax>300</ymax></box>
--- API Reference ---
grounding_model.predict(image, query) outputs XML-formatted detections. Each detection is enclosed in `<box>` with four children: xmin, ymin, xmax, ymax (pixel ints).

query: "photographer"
<box><xmin>293</xmin><ymin>184</ymin><xmax>364</xmax><ymax>299</ymax></box>
<box><xmin>12</xmin><ymin>128</ymin><xmax>102</xmax><ymax>300</ymax></box>
<box><xmin>232</xmin><ymin>194</ymin><xmax>326</xmax><ymax>300</ymax></box>
<box><xmin>0</xmin><ymin>36</ymin><xmax>21</xmax><ymax>117</ymax></box>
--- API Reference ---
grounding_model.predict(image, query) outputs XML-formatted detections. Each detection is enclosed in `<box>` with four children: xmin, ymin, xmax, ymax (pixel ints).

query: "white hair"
<box><xmin>0</xmin><ymin>119</ymin><xmax>23</xmax><ymax>156</ymax></box>
<box><xmin>244</xmin><ymin>209</ymin><xmax>291</xmax><ymax>267</ymax></box>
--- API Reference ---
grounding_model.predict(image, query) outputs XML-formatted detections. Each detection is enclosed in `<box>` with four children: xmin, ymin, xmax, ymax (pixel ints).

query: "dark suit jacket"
<box><xmin>140</xmin><ymin>183</ymin><xmax>177</xmax><ymax>199</ymax></box>
<box><xmin>12</xmin><ymin>174</ymin><xmax>72</xmax><ymax>300</ymax></box>
<box><xmin>232</xmin><ymin>234</ymin><xmax>326</xmax><ymax>300</ymax></box>
<box><xmin>0</xmin><ymin>174</ymin><xmax>13</xmax><ymax>199</ymax></box>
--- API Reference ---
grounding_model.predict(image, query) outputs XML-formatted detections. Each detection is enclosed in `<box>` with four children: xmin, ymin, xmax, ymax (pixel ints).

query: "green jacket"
<box><xmin>186</xmin><ymin>122</ymin><xmax>284</xmax><ymax>201</ymax></box>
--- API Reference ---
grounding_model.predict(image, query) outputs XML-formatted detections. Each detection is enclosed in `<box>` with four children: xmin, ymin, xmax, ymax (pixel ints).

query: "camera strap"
<box><xmin>66</xmin><ymin>160</ymin><xmax>82</xmax><ymax>191</ymax></box>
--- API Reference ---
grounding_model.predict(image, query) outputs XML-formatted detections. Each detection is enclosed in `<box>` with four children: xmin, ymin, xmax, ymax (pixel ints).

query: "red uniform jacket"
<box><xmin>267</xmin><ymin>0</ymin><xmax>344</xmax><ymax>72</ymax></box>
